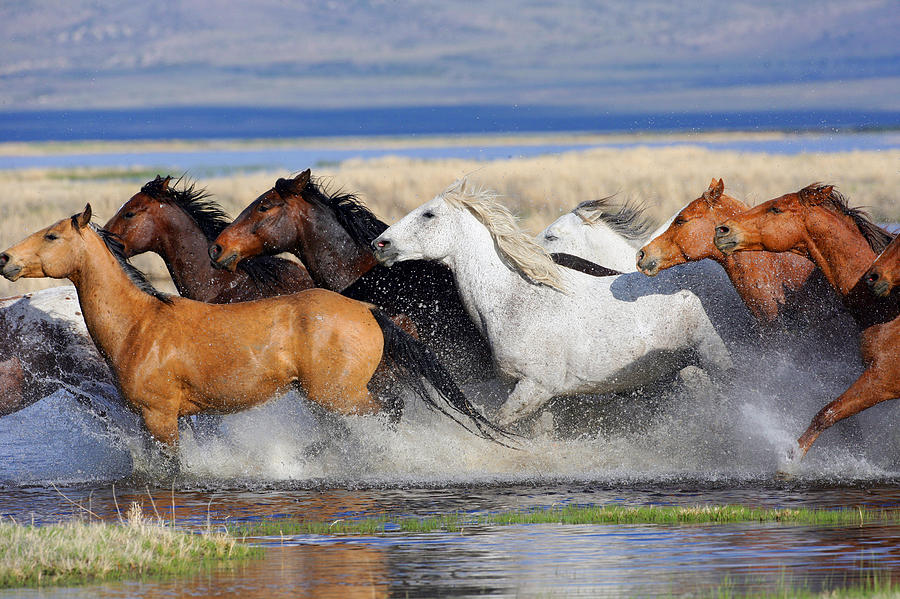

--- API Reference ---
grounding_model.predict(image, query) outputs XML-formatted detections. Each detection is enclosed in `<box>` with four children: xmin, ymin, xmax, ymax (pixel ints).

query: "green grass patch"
<box><xmin>0</xmin><ymin>505</ymin><xmax>261</xmax><ymax>588</ymax></box>
<box><xmin>231</xmin><ymin>504</ymin><xmax>900</xmax><ymax>537</ymax></box>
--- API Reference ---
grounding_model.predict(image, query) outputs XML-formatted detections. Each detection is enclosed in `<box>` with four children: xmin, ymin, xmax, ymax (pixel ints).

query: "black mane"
<box><xmin>141</xmin><ymin>175</ymin><xmax>230</xmax><ymax>241</ymax></box>
<box><xmin>802</xmin><ymin>183</ymin><xmax>895</xmax><ymax>253</ymax></box>
<box><xmin>284</xmin><ymin>176</ymin><xmax>388</xmax><ymax>247</ymax></box>
<box><xmin>574</xmin><ymin>196</ymin><xmax>654</xmax><ymax>241</ymax></box>
<box><xmin>142</xmin><ymin>175</ymin><xmax>298</xmax><ymax>292</ymax></box>
<box><xmin>95</xmin><ymin>227</ymin><xmax>174</xmax><ymax>304</ymax></box>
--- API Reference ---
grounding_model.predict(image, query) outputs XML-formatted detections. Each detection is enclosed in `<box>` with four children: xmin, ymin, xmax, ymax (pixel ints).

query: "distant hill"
<box><xmin>1</xmin><ymin>0</ymin><xmax>898</xmax><ymax>113</ymax></box>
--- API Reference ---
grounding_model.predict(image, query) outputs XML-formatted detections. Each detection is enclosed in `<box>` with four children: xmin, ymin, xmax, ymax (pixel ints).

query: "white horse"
<box><xmin>539</xmin><ymin>198</ymin><xmax>755</xmax><ymax>342</ymax></box>
<box><xmin>538</xmin><ymin>197</ymin><xmax>651</xmax><ymax>273</ymax></box>
<box><xmin>373</xmin><ymin>180</ymin><xmax>733</xmax><ymax>427</ymax></box>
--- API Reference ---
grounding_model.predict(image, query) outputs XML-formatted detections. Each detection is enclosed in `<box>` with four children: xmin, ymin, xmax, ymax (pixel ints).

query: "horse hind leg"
<box><xmin>496</xmin><ymin>378</ymin><xmax>552</xmax><ymax>429</ymax></box>
<box><xmin>794</xmin><ymin>366</ymin><xmax>897</xmax><ymax>460</ymax></box>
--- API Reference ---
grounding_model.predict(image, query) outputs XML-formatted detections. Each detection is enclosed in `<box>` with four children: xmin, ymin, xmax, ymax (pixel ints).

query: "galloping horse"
<box><xmin>865</xmin><ymin>234</ymin><xmax>900</xmax><ymax>299</ymax></box>
<box><xmin>539</xmin><ymin>196</ymin><xmax>651</xmax><ymax>273</ymax></box>
<box><xmin>372</xmin><ymin>179</ymin><xmax>733</xmax><ymax>428</ymax></box>
<box><xmin>637</xmin><ymin>178</ymin><xmax>830</xmax><ymax>324</ymax></box>
<box><xmin>0</xmin><ymin>205</ymin><xmax>502</xmax><ymax>449</ymax></box>
<box><xmin>712</xmin><ymin>183</ymin><xmax>897</xmax><ymax>459</ymax></box>
<box><xmin>538</xmin><ymin>189</ymin><xmax>755</xmax><ymax>342</ymax></box>
<box><xmin>105</xmin><ymin>176</ymin><xmax>314</xmax><ymax>303</ymax></box>
<box><xmin>208</xmin><ymin>169</ymin><xmax>493</xmax><ymax>380</ymax></box>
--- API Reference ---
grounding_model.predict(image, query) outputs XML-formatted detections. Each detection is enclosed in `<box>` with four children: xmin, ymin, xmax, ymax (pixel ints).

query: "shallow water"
<box><xmin>2</xmin><ymin>368</ymin><xmax>900</xmax><ymax>597</ymax></box>
<box><xmin>0</xmin><ymin>131</ymin><xmax>897</xmax><ymax>173</ymax></box>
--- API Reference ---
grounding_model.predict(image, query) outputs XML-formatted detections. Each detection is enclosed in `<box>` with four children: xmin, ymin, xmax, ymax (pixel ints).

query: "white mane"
<box><xmin>440</xmin><ymin>179</ymin><xmax>566</xmax><ymax>291</ymax></box>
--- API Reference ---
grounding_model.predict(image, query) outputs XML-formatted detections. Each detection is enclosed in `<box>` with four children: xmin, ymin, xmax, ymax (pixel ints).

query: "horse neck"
<box><xmin>443</xmin><ymin>215</ymin><xmax>540</xmax><ymax>332</ymax></box>
<box><xmin>288</xmin><ymin>207</ymin><xmax>378</xmax><ymax>291</ymax></box>
<box><xmin>69</xmin><ymin>232</ymin><xmax>159</xmax><ymax>363</ymax></box>
<box><xmin>804</xmin><ymin>210</ymin><xmax>877</xmax><ymax>296</ymax></box>
<box><xmin>151</xmin><ymin>210</ymin><xmax>234</xmax><ymax>300</ymax></box>
<box><xmin>585</xmin><ymin>222</ymin><xmax>640</xmax><ymax>272</ymax></box>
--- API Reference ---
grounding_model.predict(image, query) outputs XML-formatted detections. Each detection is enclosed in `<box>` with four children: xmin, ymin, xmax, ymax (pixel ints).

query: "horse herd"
<box><xmin>0</xmin><ymin>170</ymin><xmax>897</xmax><ymax>467</ymax></box>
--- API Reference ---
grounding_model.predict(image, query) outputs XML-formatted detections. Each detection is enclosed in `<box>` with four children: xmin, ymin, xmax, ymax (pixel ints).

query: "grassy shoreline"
<box><xmin>231</xmin><ymin>504</ymin><xmax>900</xmax><ymax>537</ymax></box>
<box><xmin>0</xmin><ymin>505</ymin><xmax>260</xmax><ymax>589</ymax></box>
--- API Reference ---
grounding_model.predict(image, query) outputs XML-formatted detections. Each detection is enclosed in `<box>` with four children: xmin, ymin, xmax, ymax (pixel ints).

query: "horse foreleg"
<box><xmin>795</xmin><ymin>366</ymin><xmax>897</xmax><ymax>459</ymax></box>
<box><xmin>140</xmin><ymin>406</ymin><xmax>180</xmax><ymax>450</ymax></box>
<box><xmin>496</xmin><ymin>378</ymin><xmax>552</xmax><ymax>428</ymax></box>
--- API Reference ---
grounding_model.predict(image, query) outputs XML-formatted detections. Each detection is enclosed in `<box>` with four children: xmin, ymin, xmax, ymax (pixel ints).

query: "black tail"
<box><xmin>372</xmin><ymin>310</ymin><xmax>511</xmax><ymax>444</ymax></box>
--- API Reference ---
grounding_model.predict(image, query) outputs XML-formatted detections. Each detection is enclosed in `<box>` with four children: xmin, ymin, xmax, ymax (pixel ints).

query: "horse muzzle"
<box><xmin>371</xmin><ymin>238</ymin><xmax>399</xmax><ymax>266</ymax></box>
<box><xmin>0</xmin><ymin>253</ymin><xmax>23</xmax><ymax>281</ymax></box>
<box><xmin>635</xmin><ymin>249</ymin><xmax>659</xmax><ymax>276</ymax></box>
<box><xmin>208</xmin><ymin>244</ymin><xmax>239</xmax><ymax>272</ymax></box>
<box><xmin>866</xmin><ymin>271</ymin><xmax>892</xmax><ymax>298</ymax></box>
<box><xmin>713</xmin><ymin>225</ymin><xmax>740</xmax><ymax>255</ymax></box>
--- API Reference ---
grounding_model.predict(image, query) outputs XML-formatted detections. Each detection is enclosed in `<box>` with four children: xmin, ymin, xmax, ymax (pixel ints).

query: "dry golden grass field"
<box><xmin>0</xmin><ymin>138</ymin><xmax>897</xmax><ymax>297</ymax></box>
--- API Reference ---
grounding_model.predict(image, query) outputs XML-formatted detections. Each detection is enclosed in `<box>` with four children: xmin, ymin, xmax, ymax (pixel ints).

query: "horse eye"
<box><xmin>768</xmin><ymin>205</ymin><xmax>783</xmax><ymax>214</ymax></box>
<box><xmin>44</xmin><ymin>233</ymin><xmax>58</xmax><ymax>241</ymax></box>
<box><xmin>422</xmin><ymin>210</ymin><xmax>435</xmax><ymax>219</ymax></box>
<box><xmin>257</xmin><ymin>204</ymin><xmax>270</xmax><ymax>213</ymax></box>
<box><xmin>544</xmin><ymin>233</ymin><xmax>558</xmax><ymax>242</ymax></box>
<box><xmin>124</xmin><ymin>212</ymin><xmax>136</xmax><ymax>219</ymax></box>
<box><xmin>674</xmin><ymin>218</ymin><xmax>687</xmax><ymax>226</ymax></box>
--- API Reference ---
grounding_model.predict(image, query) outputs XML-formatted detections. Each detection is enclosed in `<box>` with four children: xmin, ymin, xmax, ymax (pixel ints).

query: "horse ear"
<box><xmin>160</xmin><ymin>176</ymin><xmax>172</xmax><ymax>192</ymax></box>
<box><xmin>295</xmin><ymin>169</ymin><xmax>311</xmax><ymax>187</ymax></box>
<box><xmin>75</xmin><ymin>203</ymin><xmax>92</xmax><ymax>228</ymax></box>
<box><xmin>702</xmin><ymin>178</ymin><xmax>724</xmax><ymax>204</ymax></box>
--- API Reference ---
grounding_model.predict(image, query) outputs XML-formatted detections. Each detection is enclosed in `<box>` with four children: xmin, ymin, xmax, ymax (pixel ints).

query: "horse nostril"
<box><xmin>0</xmin><ymin>254</ymin><xmax>7</xmax><ymax>268</ymax></box>
<box><xmin>374</xmin><ymin>239</ymin><xmax>390</xmax><ymax>250</ymax></box>
<box><xmin>716</xmin><ymin>225</ymin><xmax>730</xmax><ymax>236</ymax></box>
<box><xmin>637</xmin><ymin>250</ymin><xmax>645</xmax><ymax>262</ymax></box>
<box><xmin>209</xmin><ymin>244</ymin><xmax>222</xmax><ymax>260</ymax></box>
<box><xmin>867</xmin><ymin>272</ymin><xmax>879</xmax><ymax>283</ymax></box>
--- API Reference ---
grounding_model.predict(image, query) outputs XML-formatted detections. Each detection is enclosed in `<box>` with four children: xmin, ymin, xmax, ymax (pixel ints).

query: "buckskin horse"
<box><xmin>0</xmin><ymin>205</ymin><xmax>504</xmax><ymax>450</ymax></box>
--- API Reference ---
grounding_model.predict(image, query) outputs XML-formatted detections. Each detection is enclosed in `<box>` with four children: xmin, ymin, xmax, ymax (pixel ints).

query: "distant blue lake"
<box><xmin>0</xmin><ymin>132</ymin><xmax>897</xmax><ymax>173</ymax></box>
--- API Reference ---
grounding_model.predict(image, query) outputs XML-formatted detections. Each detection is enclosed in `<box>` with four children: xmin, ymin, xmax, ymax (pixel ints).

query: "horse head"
<box><xmin>104</xmin><ymin>175</ymin><xmax>176</xmax><ymax>256</ymax></box>
<box><xmin>1</xmin><ymin>204</ymin><xmax>93</xmax><ymax>281</ymax></box>
<box><xmin>865</xmin><ymin>235</ymin><xmax>900</xmax><ymax>298</ymax></box>
<box><xmin>638</xmin><ymin>178</ymin><xmax>746</xmax><ymax>275</ymax></box>
<box><xmin>210</xmin><ymin>169</ymin><xmax>312</xmax><ymax>271</ymax></box>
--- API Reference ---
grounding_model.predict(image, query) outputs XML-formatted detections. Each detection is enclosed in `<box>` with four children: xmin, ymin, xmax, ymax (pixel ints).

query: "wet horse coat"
<box><xmin>713</xmin><ymin>183</ymin><xmax>898</xmax><ymax>459</ymax></box>
<box><xmin>373</xmin><ymin>180</ymin><xmax>733</xmax><ymax>427</ymax></box>
<box><xmin>0</xmin><ymin>205</ymin><xmax>502</xmax><ymax>448</ymax></box>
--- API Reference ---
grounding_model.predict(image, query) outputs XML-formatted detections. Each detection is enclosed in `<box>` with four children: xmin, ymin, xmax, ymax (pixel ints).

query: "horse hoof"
<box><xmin>531</xmin><ymin>411</ymin><xmax>555</xmax><ymax>438</ymax></box>
<box><xmin>776</xmin><ymin>441</ymin><xmax>803</xmax><ymax>478</ymax></box>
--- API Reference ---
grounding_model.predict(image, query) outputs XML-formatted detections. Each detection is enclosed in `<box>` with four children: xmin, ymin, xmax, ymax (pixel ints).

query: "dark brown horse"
<box><xmin>0</xmin><ymin>205</ymin><xmax>504</xmax><ymax>449</ymax></box>
<box><xmin>713</xmin><ymin>183</ymin><xmax>897</xmax><ymax>459</ymax></box>
<box><xmin>865</xmin><ymin>233</ymin><xmax>900</xmax><ymax>299</ymax></box>
<box><xmin>104</xmin><ymin>176</ymin><xmax>314</xmax><ymax>303</ymax></box>
<box><xmin>208</xmin><ymin>170</ymin><xmax>494</xmax><ymax>381</ymax></box>
<box><xmin>637</xmin><ymin>178</ymin><xmax>824</xmax><ymax>323</ymax></box>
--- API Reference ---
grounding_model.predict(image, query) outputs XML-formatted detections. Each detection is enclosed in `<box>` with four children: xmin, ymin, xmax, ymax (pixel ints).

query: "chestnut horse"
<box><xmin>865</xmin><ymin>234</ymin><xmax>900</xmax><ymax>299</ymax></box>
<box><xmin>0</xmin><ymin>205</ymin><xmax>502</xmax><ymax>449</ymax></box>
<box><xmin>208</xmin><ymin>169</ymin><xmax>493</xmax><ymax>380</ymax></box>
<box><xmin>637</xmin><ymin>178</ymin><xmax>831</xmax><ymax>324</ymax></box>
<box><xmin>104</xmin><ymin>176</ymin><xmax>314</xmax><ymax>303</ymax></box>
<box><xmin>712</xmin><ymin>183</ymin><xmax>897</xmax><ymax>459</ymax></box>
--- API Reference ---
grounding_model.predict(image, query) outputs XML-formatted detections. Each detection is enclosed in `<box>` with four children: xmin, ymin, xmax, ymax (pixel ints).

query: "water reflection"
<box><xmin>2</xmin><ymin>484</ymin><xmax>900</xmax><ymax>597</ymax></box>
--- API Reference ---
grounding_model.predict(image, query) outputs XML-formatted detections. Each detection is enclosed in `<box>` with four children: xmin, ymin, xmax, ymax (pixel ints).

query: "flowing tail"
<box><xmin>372</xmin><ymin>310</ymin><xmax>512</xmax><ymax>444</ymax></box>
